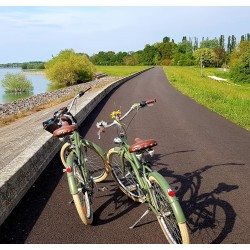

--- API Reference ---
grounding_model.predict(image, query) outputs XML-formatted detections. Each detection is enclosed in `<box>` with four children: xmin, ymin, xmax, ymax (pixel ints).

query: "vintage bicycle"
<box><xmin>96</xmin><ymin>99</ymin><xmax>190</xmax><ymax>244</ymax></box>
<box><xmin>43</xmin><ymin>88</ymin><xmax>109</xmax><ymax>225</ymax></box>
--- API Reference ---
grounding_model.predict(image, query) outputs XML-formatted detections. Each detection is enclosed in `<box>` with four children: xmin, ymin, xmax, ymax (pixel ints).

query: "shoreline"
<box><xmin>0</xmin><ymin>76</ymin><xmax>120</xmax><ymax>120</ymax></box>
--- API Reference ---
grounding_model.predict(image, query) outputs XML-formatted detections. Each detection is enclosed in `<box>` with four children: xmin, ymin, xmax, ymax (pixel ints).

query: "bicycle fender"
<box><xmin>148</xmin><ymin>171</ymin><xmax>186</xmax><ymax>224</ymax></box>
<box><xmin>66</xmin><ymin>153</ymin><xmax>78</xmax><ymax>195</ymax></box>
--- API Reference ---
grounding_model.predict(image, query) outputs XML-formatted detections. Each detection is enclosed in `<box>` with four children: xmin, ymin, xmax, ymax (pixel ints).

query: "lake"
<box><xmin>0</xmin><ymin>68</ymin><xmax>50</xmax><ymax>104</ymax></box>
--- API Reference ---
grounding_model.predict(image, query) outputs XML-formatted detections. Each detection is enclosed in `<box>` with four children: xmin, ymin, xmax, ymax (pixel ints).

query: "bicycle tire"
<box><xmin>61</xmin><ymin>142</ymin><xmax>108</xmax><ymax>182</ymax></box>
<box><xmin>107</xmin><ymin>148</ymin><xmax>143</xmax><ymax>202</ymax></box>
<box><xmin>71</xmin><ymin>159</ymin><xmax>93</xmax><ymax>225</ymax></box>
<box><xmin>148</xmin><ymin>173</ymin><xmax>190</xmax><ymax>244</ymax></box>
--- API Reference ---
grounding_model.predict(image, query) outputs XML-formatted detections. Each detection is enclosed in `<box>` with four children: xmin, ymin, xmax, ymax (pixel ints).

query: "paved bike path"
<box><xmin>1</xmin><ymin>67</ymin><xmax>250</xmax><ymax>243</ymax></box>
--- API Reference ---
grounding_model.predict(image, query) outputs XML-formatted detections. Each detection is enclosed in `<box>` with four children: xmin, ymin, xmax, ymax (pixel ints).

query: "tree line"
<box><xmin>90</xmin><ymin>34</ymin><xmax>250</xmax><ymax>67</ymax></box>
<box><xmin>1</xmin><ymin>33</ymin><xmax>250</xmax><ymax>91</ymax></box>
<box><xmin>0</xmin><ymin>61</ymin><xmax>45</xmax><ymax>69</ymax></box>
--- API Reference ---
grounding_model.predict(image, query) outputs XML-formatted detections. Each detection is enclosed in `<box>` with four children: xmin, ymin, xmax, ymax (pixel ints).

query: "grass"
<box><xmin>164</xmin><ymin>66</ymin><xmax>250</xmax><ymax>131</ymax></box>
<box><xmin>95</xmin><ymin>65</ymin><xmax>151</xmax><ymax>77</ymax></box>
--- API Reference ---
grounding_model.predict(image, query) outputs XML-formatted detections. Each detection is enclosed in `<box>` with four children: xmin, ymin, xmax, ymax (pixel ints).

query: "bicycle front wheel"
<box><xmin>61</xmin><ymin>142</ymin><xmax>108</xmax><ymax>182</ymax></box>
<box><xmin>70</xmin><ymin>159</ymin><xmax>93</xmax><ymax>225</ymax></box>
<box><xmin>107</xmin><ymin>148</ymin><xmax>142</xmax><ymax>202</ymax></box>
<box><xmin>148</xmin><ymin>173</ymin><xmax>190</xmax><ymax>244</ymax></box>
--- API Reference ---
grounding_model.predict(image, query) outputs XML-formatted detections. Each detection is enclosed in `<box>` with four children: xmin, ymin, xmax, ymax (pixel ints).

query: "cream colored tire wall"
<box><xmin>148</xmin><ymin>175</ymin><xmax>190</xmax><ymax>244</ymax></box>
<box><xmin>72</xmin><ymin>193</ymin><xmax>93</xmax><ymax>225</ymax></box>
<box><xmin>60</xmin><ymin>142</ymin><xmax>108</xmax><ymax>183</ymax></box>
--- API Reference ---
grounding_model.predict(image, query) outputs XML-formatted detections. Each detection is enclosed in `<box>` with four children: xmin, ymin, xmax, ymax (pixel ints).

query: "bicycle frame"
<box><xmin>65</xmin><ymin>131</ymin><xmax>93</xmax><ymax>195</ymax></box>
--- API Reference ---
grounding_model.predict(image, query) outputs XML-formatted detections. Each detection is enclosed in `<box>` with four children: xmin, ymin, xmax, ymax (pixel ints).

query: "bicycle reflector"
<box><xmin>167</xmin><ymin>188</ymin><xmax>175</xmax><ymax>197</ymax></box>
<box><xmin>66</xmin><ymin>167</ymin><xmax>72</xmax><ymax>173</ymax></box>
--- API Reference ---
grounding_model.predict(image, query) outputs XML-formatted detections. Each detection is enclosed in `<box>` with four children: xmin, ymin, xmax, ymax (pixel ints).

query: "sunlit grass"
<box><xmin>164</xmin><ymin>66</ymin><xmax>250</xmax><ymax>131</ymax></box>
<box><xmin>95</xmin><ymin>65</ymin><xmax>151</xmax><ymax>77</ymax></box>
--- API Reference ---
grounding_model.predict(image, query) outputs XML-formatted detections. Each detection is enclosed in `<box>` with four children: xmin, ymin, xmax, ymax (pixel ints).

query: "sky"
<box><xmin>0</xmin><ymin>1</ymin><xmax>250</xmax><ymax>64</ymax></box>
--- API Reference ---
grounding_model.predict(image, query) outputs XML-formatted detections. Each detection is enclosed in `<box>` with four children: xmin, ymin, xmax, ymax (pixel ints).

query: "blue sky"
<box><xmin>0</xmin><ymin>3</ymin><xmax>250</xmax><ymax>63</ymax></box>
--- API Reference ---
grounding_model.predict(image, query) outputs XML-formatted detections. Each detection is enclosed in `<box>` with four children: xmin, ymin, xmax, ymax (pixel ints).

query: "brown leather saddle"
<box><xmin>129</xmin><ymin>138</ymin><xmax>157</xmax><ymax>153</ymax></box>
<box><xmin>53</xmin><ymin>116</ymin><xmax>77</xmax><ymax>137</ymax></box>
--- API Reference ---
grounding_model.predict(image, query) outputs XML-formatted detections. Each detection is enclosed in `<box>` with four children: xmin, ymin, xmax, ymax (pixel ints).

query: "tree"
<box><xmin>140</xmin><ymin>44</ymin><xmax>158</xmax><ymax>65</ymax></box>
<box><xmin>193</xmin><ymin>37</ymin><xmax>199</xmax><ymax>51</ymax></box>
<box><xmin>45</xmin><ymin>49</ymin><xmax>96</xmax><ymax>87</ymax></box>
<box><xmin>227</xmin><ymin>35</ymin><xmax>232</xmax><ymax>54</ymax></box>
<box><xmin>219</xmin><ymin>35</ymin><xmax>225</xmax><ymax>49</ymax></box>
<box><xmin>193</xmin><ymin>48</ymin><xmax>217</xmax><ymax>67</ymax></box>
<box><xmin>227</xmin><ymin>35</ymin><xmax>237</xmax><ymax>54</ymax></box>
<box><xmin>200</xmin><ymin>38</ymin><xmax>219</xmax><ymax>49</ymax></box>
<box><xmin>1</xmin><ymin>73</ymin><xmax>33</xmax><ymax>93</ymax></box>
<box><xmin>173</xmin><ymin>40</ymin><xmax>194</xmax><ymax>66</ymax></box>
<box><xmin>229</xmin><ymin>41</ymin><xmax>250</xmax><ymax>83</ymax></box>
<box><xmin>213</xmin><ymin>47</ymin><xmax>226</xmax><ymax>67</ymax></box>
<box><xmin>154</xmin><ymin>41</ymin><xmax>176</xmax><ymax>65</ymax></box>
<box><xmin>124</xmin><ymin>52</ymin><xmax>140</xmax><ymax>65</ymax></box>
<box><xmin>163</xmin><ymin>36</ymin><xmax>170</xmax><ymax>43</ymax></box>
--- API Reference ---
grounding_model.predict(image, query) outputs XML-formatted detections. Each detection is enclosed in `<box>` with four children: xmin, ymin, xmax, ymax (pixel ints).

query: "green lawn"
<box><xmin>95</xmin><ymin>65</ymin><xmax>151</xmax><ymax>77</ymax></box>
<box><xmin>164</xmin><ymin>66</ymin><xmax>250</xmax><ymax>131</ymax></box>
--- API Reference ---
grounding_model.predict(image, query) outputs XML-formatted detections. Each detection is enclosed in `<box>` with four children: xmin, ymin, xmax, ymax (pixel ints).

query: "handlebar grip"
<box><xmin>79</xmin><ymin>87</ymin><xmax>92</xmax><ymax>97</ymax></box>
<box><xmin>139</xmin><ymin>99</ymin><xmax>156</xmax><ymax>108</ymax></box>
<box><xmin>146</xmin><ymin>99</ymin><xmax>156</xmax><ymax>105</ymax></box>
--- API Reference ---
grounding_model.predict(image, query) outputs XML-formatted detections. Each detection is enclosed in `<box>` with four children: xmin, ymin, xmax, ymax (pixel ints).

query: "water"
<box><xmin>0</xmin><ymin>68</ymin><xmax>50</xmax><ymax>104</ymax></box>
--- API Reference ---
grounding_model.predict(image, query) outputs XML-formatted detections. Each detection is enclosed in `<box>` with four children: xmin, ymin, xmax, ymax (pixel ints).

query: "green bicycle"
<box><xmin>96</xmin><ymin>99</ymin><xmax>190</xmax><ymax>244</ymax></box>
<box><xmin>43</xmin><ymin>88</ymin><xmax>109</xmax><ymax>225</ymax></box>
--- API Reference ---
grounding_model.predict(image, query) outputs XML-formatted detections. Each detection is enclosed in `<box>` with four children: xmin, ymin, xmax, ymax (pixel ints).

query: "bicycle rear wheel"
<box><xmin>61</xmin><ymin>142</ymin><xmax>108</xmax><ymax>182</ymax></box>
<box><xmin>71</xmin><ymin>159</ymin><xmax>93</xmax><ymax>225</ymax></box>
<box><xmin>107</xmin><ymin>148</ymin><xmax>142</xmax><ymax>202</ymax></box>
<box><xmin>148</xmin><ymin>173</ymin><xmax>190</xmax><ymax>244</ymax></box>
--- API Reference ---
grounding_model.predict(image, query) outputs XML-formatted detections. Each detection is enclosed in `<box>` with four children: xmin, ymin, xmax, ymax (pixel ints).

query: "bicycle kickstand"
<box><xmin>129</xmin><ymin>209</ymin><xmax>150</xmax><ymax>229</ymax></box>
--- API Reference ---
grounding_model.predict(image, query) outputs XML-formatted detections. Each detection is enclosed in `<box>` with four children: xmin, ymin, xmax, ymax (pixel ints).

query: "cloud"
<box><xmin>0</xmin><ymin>6</ymin><xmax>250</xmax><ymax>63</ymax></box>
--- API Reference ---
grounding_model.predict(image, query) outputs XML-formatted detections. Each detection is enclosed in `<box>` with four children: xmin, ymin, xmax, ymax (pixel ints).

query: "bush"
<box><xmin>193</xmin><ymin>48</ymin><xmax>217</xmax><ymax>67</ymax></box>
<box><xmin>1</xmin><ymin>73</ymin><xmax>33</xmax><ymax>93</ymax></box>
<box><xmin>229</xmin><ymin>41</ymin><xmax>250</xmax><ymax>83</ymax></box>
<box><xmin>45</xmin><ymin>49</ymin><xmax>96</xmax><ymax>87</ymax></box>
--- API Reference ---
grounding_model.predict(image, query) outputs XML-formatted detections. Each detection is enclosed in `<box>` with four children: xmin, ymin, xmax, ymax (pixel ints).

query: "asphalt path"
<box><xmin>0</xmin><ymin>67</ymin><xmax>250</xmax><ymax>244</ymax></box>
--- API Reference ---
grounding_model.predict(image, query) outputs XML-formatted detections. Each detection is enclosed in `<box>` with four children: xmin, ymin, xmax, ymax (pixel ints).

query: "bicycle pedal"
<box><xmin>97</xmin><ymin>186</ymin><xmax>108</xmax><ymax>192</ymax></box>
<box><xmin>126</xmin><ymin>184</ymin><xmax>137</xmax><ymax>191</ymax></box>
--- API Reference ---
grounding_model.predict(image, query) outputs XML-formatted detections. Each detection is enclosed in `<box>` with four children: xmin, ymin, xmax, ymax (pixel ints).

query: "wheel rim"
<box><xmin>62</xmin><ymin>143</ymin><xmax>106</xmax><ymax>181</ymax></box>
<box><xmin>151</xmin><ymin>180</ymin><xmax>183</xmax><ymax>243</ymax></box>
<box><xmin>110</xmin><ymin>152</ymin><xmax>142</xmax><ymax>199</ymax></box>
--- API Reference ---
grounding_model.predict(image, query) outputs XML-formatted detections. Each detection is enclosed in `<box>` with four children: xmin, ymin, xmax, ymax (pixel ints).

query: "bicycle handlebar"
<box><xmin>43</xmin><ymin>87</ymin><xmax>92</xmax><ymax>133</ymax></box>
<box><xmin>139</xmin><ymin>99</ymin><xmax>156</xmax><ymax>108</ymax></box>
<box><xmin>78</xmin><ymin>87</ymin><xmax>91</xmax><ymax>98</ymax></box>
<box><xmin>53</xmin><ymin>87</ymin><xmax>91</xmax><ymax>120</ymax></box>
<box><xmin>96</xmin><ymin>98</ymin><xmax>156</xmax><ymax>139</ymax></box>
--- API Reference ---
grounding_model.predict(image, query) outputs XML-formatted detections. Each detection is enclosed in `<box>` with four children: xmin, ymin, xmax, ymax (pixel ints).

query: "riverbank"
<box><xmin>0</xmin><ymin>75</ymin><xmax>120</xmax><ymax>125</ymax></box>
<box><xmin>21</xmin><ymin>70</ymin><xmax>45</xmax><ymax>75</ymax></box>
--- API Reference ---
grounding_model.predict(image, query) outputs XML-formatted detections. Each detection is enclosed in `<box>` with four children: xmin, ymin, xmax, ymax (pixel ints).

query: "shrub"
<box><xmin>193</xmin><ymin>48</ymin><xmax>217</xmax><ymax>67</ymax></box>
<box><xmin>1</xmin><ymin>73</ymin><xmax>33</xmax><ymax>93</ymax></box>
<box><xmin>229</xmin><ymin>41</ymin><xmax>250</xmax><ymax>83</ymax></box>
<box><xmin>45</xmin><ymin>49</ymin><xmax>96</xmax><ymax>87</ymax></box>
